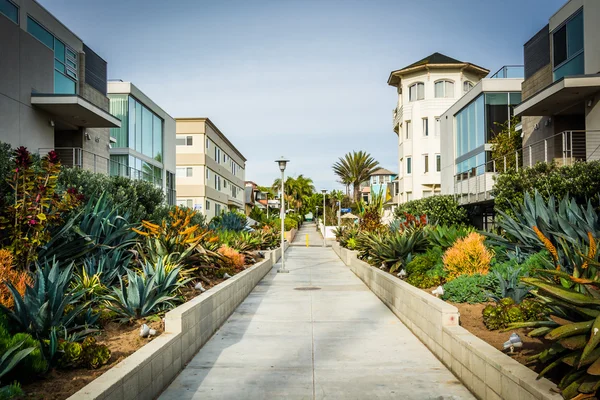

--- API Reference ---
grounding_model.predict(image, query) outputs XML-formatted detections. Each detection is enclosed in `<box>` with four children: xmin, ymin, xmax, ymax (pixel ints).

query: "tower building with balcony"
<box><xmin>388</xmin><ymin>53</ymin><xmax>489</xmax><ymax>203</ymax></box>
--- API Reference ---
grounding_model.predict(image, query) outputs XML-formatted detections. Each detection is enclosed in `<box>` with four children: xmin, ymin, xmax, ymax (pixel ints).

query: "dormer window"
<box><xmin>409</xmin><ymin>82</ymin><xmax>425</xmax><ymax>101</ymax></box>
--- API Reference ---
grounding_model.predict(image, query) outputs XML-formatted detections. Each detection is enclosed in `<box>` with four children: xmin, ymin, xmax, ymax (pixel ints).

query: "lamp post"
<box><xmin>321</xmin><ymin>189</ymin><xmax>327</xmax><ymax>247</ymax></box>
<box><xmin>275</xmin><ymin>157</ymin><xmax>289</xmax><ymax>273</ymax></box>
<box><xmin>337</xmin><ymin>200</ymin><xmax>341</xmax><ymax>227</ymax></box>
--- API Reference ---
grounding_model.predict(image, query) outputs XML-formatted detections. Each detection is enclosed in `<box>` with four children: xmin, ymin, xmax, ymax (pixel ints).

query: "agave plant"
<box><xmin>70</xmin><ymin>269</ymin><xmax>106</xmax><ymax>302</ymax></box>
<box><xmin>208</xmin><ymin>211</ymin><xmax>248</xmax><ymax>232</ymax></box>
<box><xmin>486</xmin><ymin>191</ymin><xmax>600</xmax><ymax>273</ymax></box>
<box><xmin>508</xmin><ymin>269</ymin><xmax>600</xmax><ymax>399</ymax></box>
<box><xmin>356</xmin><ymin>230</ymin><xmax>428</xmax><ymax>273</ymax></box>
<box><xmin>82</xmin><ymin>248</ymin><xmax>132</xmax><ymax>287</ymax></box>
<box><xmin>140</xmin><ymin>258</ymin><xmax>189</xmax><ymax>293</ymax></box>
<box><xmin>0</xmin><ymin>258</ymin><xmax>91</xmax><ymax>341</ymax></box>
<box><xmin>427</xmin><ymin>225</ymin><xmax>474</xmax><ymax>250</ymax></box>
<box><xmin>485</xmin><ymin>266</ymin><xmax>531</xmax><ymax>304</ymax></box>
<box><xmin>104</xmin><ymin>269</ymin><xmax>178</xmax><ymax>320</ymax></box>
<box><xmin>0</xmin><ymin>340</ymin><xmax>36</xmax><ymax>398</ymax></box>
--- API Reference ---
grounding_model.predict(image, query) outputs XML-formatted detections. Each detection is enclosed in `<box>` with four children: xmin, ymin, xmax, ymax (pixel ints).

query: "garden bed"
<box><xmin>332</xmin><ymin>243</ymin><xmax>561</xmax><ymax>400</ymax></box>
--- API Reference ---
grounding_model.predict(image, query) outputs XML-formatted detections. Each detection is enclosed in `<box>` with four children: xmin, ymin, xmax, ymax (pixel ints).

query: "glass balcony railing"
<box><xmin>490</xmin><ymin>65</ymin><xmax>525</xmax><ymax>79</ymax></box>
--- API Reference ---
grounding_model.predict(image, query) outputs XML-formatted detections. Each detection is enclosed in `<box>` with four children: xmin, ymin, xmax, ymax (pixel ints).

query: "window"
<box><xmin>224</xmin><ymin>180</ymin><xmax>228</xmax><ymax>188</ymax></box>
<box><xmin>422</xmin><ymin>118</ymin><xmax>429</xmax><ymax>136</ymax></box>
<box><xmin>407</xmin><ymin>191</ymin><xmax>413</xmax><ymax>201</ymax></box>
<box><xmin>28</xmin><ymin>17</ymin><xmax>78</xmax><ymax>94</ymax></box>
<box><xmin>215</xmin><ymin>204</ymin><xmax>222</xmax><ymax>215</ymax></box>
<box><xmin>424</xmin><ymin>154</ymin><xmax>429</xmax><ymax>173</ymax></box>
<box><xmin>553</xmin><ymin>10</ymin><xmax>584</xmax><ymax>80</ymax></box>
<box><xmin>176</xmin><ymin>167</ymin><xmax>192</xmax><ymax>177</ymax></box>
<box><xmin>232</xmin><ymin>186</ymin><xmax>237</xmax><ymax>198</ymax></box>
<box><xmin>406</xmin><ymin>120</ymin><xmax>412</xmax><ymax>140</ymax></box>
<box><xmin>409</xmin><ymin>83</ymin><xmax>424</xmax><ymax>101</ymax></box>
<box><xmin>206</xmin><ymin>138</ymin><xmax>210</xmax><ymax>150</ymax></box>
<box><xmin>215</xmin><ymin>147</ymin><xmax>221</xmax><ymax>163</ymax></box>
<box><xmin>434</xmin><ymin>80</ymin><xmax>454</xmax><ymax>98</ymax></box>
<box><xmin>224</xmin><ymin>154</ymin><xmax>228</xmax><ymax>163</ymax></box>
<box><xmin>186</xmin><ymin>199</ymin><xmax>193</xmax><ymax>208</ymax></box>
<box><xmin>436</xmin><ymin>154</ymin><xmax>441</xmax><ymax>172</ymax></box>
<box><xmin>206</xmin><ymin>168</ymin><xmax>210</xmax><ymax>180</ymax></box>
<box><xmin>464</xmin><ymin>81</ymin><xmax>474</xmax><ymax>93</ymax></box>
<box><xmin>215</xmin><ymin>175</ymin><xmax>221</xmax><ymax>190</ymax></box>
<box><xmin>176</xmin><ymin>136</ymin><xmax>193</xmax><ymax>146</ymax></box>
<box><xmin>0</xmin><ymin>0</ymin><xmax>18</xmax><ymax>24</ymax></box>
<box><xmin>435</xmin><ymin>117</ymin><xmax>441</xmax><ymax>136</ymax></box>
<box><xmin>406</xmin><ymin>157</ymin><xmax>412</xmax><ymax>175</ymax></box>
<box><xmin>205</xmin><ymin>200</ymin><xmax>210</xmax><ymax>211</ymax></box>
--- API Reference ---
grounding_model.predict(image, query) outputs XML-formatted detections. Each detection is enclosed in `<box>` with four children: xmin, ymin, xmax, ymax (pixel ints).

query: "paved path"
<box><xmin>291</xmin><ymin>222</ymin><xmax>325</xmax><ymax>247</ymax></box>
<box><xmin>159</xmin><ymin>246</ymin><xmax>474</xmax><ymax>400</ymax></box>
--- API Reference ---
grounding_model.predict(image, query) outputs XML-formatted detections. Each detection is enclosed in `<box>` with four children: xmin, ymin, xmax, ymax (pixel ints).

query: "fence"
<box><xmin>454</xmin><ymin>130</ymin><xmax>600</xmax><ymax>205</ymax></box>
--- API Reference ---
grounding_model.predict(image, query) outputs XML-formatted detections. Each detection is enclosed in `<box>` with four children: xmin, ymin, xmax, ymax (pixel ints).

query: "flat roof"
<box><xmin>176</xmin><ymin>117</ymin><xmax>247</xmax><ymax>162</ymax></box>
<box><xmin>31</xmin><ymin>94</ymin><xmax>121</xmax><ymax>128</ymax></box>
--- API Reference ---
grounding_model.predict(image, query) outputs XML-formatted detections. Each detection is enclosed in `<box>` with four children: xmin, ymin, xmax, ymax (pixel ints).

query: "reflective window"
<box><xmin>125</xmin><ymin>96</ymin><xmax>164</xmax><ymax>161</ymax></box>
<box><xmin>27</xmin><ymin>17</ymin><xmax>53</xmax><ymax>49</ymax></box>
<box><xmin>553</xmin><ymin>10</ymin><xmax>584</xmax><ymax>80</ymax></box>
<box><xmin>54</xmin><ymin>70</ymin><xmax>76</xmax><ymax>94</ymax></box>
<box><xmin>424</xmin><ymin>154</ymin><xmax>429</xmax><ymax>173</ymax></box>
<box><xmin>409</xmin><ymin>83</ymin><xmax>424</xmax><ymax>101</ymax></box>
<box><xmin>406</xmin><ymin>157</ymin><xmax>412</xmax><ymax>174</ymax></box>
<box><xmin>434</xmin><ymin>80</ymin><xmax>454</xmax><ymax>98</ymax></box>
<box><xmin>436</xmin><ymin>155</ymin><xmax>441</xmax><ymax>172</ymax></box>
<box><xmin>456</xmin><ymin>94</ymin><xmax>485</xmax><ymax>158</ymax></box>
<box><xmin>0</xmin><ymin>0</ymin><xmax>18</xmax><ymax>24</ymax></box>
<box><xmin>176</xmin><ymin>136</ymin><xmax>193</xmax><ymax>146</ymax></box>
<box><xmin>423</xmin><ymin>118</ymin><xmax>428</xmax><ymax>136</ymax></box>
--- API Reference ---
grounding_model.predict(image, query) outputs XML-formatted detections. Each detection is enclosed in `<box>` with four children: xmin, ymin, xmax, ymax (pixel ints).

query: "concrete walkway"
<box><xmin>159</xmin><ymin>246</ymin><xmax>474</xmax><ymax>400</ymax></box>
<box><xmin>291</xmin><ymin>222</ymin><xmax>325</xmax><ymax>247</ymax></box>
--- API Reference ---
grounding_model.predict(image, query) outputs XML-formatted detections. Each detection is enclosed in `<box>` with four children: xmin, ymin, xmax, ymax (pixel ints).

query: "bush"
<box><xmin>443</xmin><ymin>232</ymin><xmax>493</xmax><ymax>281</ymax></box>
<box><xmin>209</xmin><ymin>211</ymin><xmax>248</xmax><ymax>232</ymax></box>
<box><xmin>0</xmin><ymin>250</ymin><xmax>32</xmax><ymax>309</ymax></box>
<box><xmin>57</xmin><ymin>168</ymin><xmax>164</xmax><ymax>221</ymax></box>
<box><xmin>482</xmin><ymin>298</ymin><xmax>545</xmax><ymax>330</ymax></box>
<box><xmin>441</xmin><ymin>274</ymin><xmax>492</xmax><ymax>303</ymax></box>
<box><xmin>394</xmin><ymin>195</ymin><xmax>468</xmax><ymax>226</ymax></box>
<box><xmin>0</xmin><ymin>316</ymin><xmax>47</xmax><ymax>377</ymax></box>
<box><xmin>493</xmin><ymin>160</ymin><xmax>600</xmax><ymax>217</ymax></box>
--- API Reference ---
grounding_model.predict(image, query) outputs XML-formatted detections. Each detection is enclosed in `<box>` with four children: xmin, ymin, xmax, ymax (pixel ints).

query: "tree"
<box><xmin>272</xmin><ymin>175</ymin><xmax>315</xmax><ymax>214</ymax></box>
<box><xmin>332</xmin><ymin>151</ymin><xmax>379</xmax><ymax>202</ymax></box>
<box><xmin>489</xmin><ymin>115</ymin><xmax>522</xmax><ymax>172</ymax></box>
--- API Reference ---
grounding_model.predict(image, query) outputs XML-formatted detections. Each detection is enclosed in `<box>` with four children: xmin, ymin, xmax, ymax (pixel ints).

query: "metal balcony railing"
<box><xmin>490</xmin><ymin>65</ymin><xmax>525</xmax><ymax>79</ymax></box>
<box><xmin>453</xmin><ymin>130</ymin><xmax>600</xmax><ymax>205</ymax></box>
<box><xmin>38</xmin><ymin>147</ymin><xmax>164</xmax><ymax>187</ymax></box>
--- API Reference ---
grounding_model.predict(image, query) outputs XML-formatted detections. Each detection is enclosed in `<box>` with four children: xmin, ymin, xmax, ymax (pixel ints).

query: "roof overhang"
<box><xmin>387</xmin><ymin>63</ymin><xmax>489</xmax><ymax>87</ymax></box>
<box><xmin>515</xmin><ymin>75</ymin><xmax>600</xmax><ymax>117</ymax></box>
<box><xmin>31</xmin><ymin>94</ymin><xmax>121</xmax><ymax>128</ymax></box>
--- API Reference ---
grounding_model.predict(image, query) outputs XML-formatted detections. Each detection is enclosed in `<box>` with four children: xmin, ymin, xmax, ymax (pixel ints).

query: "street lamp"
<box><xmin>275</xmin><ymin>157</ymin><xmax>289</xmax><ymax>273</ymax></box>
<box><xmin>321</xmin><ymin>189</ymin><xmax>327</xmax><ymax>247</ymax></box>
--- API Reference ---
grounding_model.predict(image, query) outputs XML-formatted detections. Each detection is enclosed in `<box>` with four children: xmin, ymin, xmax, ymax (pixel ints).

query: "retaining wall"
<box><xmin>332</xmin><ymin>242</ymin><xmax>561</xmax><ymax>400</ymax></box>
<box><xmin>69</xmin><ymin>247</ymin><xmax>284</xmax><ymax>400</ymax></box>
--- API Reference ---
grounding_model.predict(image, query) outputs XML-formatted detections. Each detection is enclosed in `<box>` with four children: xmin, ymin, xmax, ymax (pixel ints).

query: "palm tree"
<box><xmin>332</xmin><ymin>151</ymin><xmax>379</xmax><ymax>202</ymax></box>
<box><xmin>272</xmin><ymin>175</ymin><xmax>315</xmax><ymax>213</ymax></box>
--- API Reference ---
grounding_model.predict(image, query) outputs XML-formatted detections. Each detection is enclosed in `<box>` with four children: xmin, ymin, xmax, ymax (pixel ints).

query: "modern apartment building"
<box><xmin>0</xmin><ymin>0</ymin><xmax>120</xmax><ymax>170</ymax></box>
<box><xmin>388</xmin><ymin>53</ymin><xmax>489</xmax><ymax>203</ymax></box>
<box><xmin>175</xmin><ymin>118</ymin><xmax>246</xmax><ymax>221</ymax></box>
<box><xmin>440</xmin><ymin>66</ymin><xmax>524</xmax><ymax>229</ymax></box>
<box><xmin>107</xmin><ymin>81</ymin><xmax>176</xmax><ymax>205</ymax></box>
<box><xmin>515</xmin><ymin>0</ymin><xmax>600</xmax><ymax>165</ymax></box>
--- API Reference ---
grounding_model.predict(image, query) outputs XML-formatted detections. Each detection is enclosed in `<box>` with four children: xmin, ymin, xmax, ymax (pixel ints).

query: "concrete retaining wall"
<box><xmin>69</xmin><ymin>247</ymin><xmax>284</xmax><ymax>400</ymax></box>
<box><xmin>284</xmin><ymin>228</ymin><xmax>297</xmax><ymax>243</ymax></box>
<box><xmin>332</xmin><ymin>242</ymin><xmax>561</xmax><ymax>400</ymax></box>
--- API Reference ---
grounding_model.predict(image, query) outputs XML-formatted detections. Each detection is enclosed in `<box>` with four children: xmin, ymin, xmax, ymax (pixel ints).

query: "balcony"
<box><xmin>393</xmin><ymin>107</ymin><xmax>403</xmax><ymax>133</ymax></box>
<box><xmin>453</xmin><ymin>130</ymin><xmax>600</xmax><ymax>205</ymax></box>
<box><xmin>489</xmin><ymin>65</ymin><xmax>524</xmax><ymax>79</ymax></box>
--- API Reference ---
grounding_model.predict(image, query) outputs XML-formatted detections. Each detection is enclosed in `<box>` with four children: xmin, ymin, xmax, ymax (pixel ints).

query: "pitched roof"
<box><xmin>401</xmin><ymin>52</ymin><xmax>463</xmax><ymax>70</ymax></box>
<box><xmin>387</xmin><ymin>52</ymin><xmax>489</xmax><ymax>86</ymax></box>
<box><xmin>371</xmin><ymin>168</ymin><xmax>396</xmax><ymax>176</ymax></box>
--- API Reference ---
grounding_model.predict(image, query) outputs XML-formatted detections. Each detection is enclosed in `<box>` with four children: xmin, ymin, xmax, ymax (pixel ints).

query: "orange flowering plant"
<box><xmin>443</xmin><ymin>232</ymin><xmax>493</xmax><ymax>282</ymax></box>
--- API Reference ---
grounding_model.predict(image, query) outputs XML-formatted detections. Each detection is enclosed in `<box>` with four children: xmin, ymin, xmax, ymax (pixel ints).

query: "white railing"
<box><xmin>393</xmin><ymin>107</ymin><xmax>403</xmax><ymax>131</ymax></box>
<box><xmin>453</xmin><ymin>130</ymin><xmax>600</xmax><ymax>205</ymax></box>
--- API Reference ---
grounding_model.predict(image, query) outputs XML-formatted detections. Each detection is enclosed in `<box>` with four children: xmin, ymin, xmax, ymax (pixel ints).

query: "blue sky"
<box><xmin>40</xmin><ymin>0</ymin><xmax>565</xmax><ymax>191</ymax></box>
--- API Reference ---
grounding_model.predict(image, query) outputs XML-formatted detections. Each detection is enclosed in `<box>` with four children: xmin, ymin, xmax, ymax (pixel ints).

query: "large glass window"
<box><xmin>456</xmin><ymin>94</ymin><xmax>485</xmax><ymax>158</ymax></box>
<box><xmin>123</xmin><ymin>96</ymin><xmax>164</xmax><ymax>160</ymax></box>
<box><xmin>109</xmin><ymin>95</ymin><xmax>129</xmax><ymax>148</ymax></box>
<box><xmin>142</xmin><ymin>108</ymin><xmax>153</xmax><ymax>157</ymax></box>
<box><xmin>553</xmin><ymin>10</ymin><xmax>584</xmax><ymax>80</ymax></box>
<box><xmin>0</xmin><ymin>0</ymin><xmax>18</xmax><ymax>24</ymax></box>
<box><xmin>434</xmin><ymin>80</ymin><xmax>454</xmax><ymax>98</ymax></box>
<box><xmin>409</xmin><ymin>83</ymin><xmax>424</xmax><ymax>101</ymax></box>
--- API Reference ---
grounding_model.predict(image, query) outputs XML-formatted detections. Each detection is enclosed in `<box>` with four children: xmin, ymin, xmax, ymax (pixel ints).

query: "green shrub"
<box><xmin>394</xmin><ymin>195</ymin><xmax>468</xmax><ymax>226</ymax></box>
<box><xmin>0</xmin><ymin>323</ymin><xmax>47</xmax><ymax>377</ymax></box>
<box><xmin>493</xmin><ymin>160</ymin><xmax>600</xmax><ymax>217</ymax></box>
<box><xmin>209</xmin><ymin>211</ymin><xmax>248</xmax><ymax>232</ymax></box>
<box><xmin>405</xmin><ymin>247</ymin><xmax>443</xmax><ymax>276</ymax></box>
<box><xmin>441</xmin><ymin>274</ymin><xmax>493</xmax><ymax>304</ymax></box>
<box><xmin>482</xmin><ymin>298</ymin><xmax>545</xmax><ymax>330</ymax></box>
<box><xmin>427</xmin><ymin>225</ymin><xmax>474</xmax><ymax>250</ymax></box>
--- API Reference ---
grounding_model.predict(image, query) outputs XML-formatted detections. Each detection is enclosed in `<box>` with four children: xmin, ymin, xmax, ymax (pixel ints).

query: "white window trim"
<box><xmin>434</xmin><ymin>80</ymin><xmax>455</xmax><ymax>99</ymax></box>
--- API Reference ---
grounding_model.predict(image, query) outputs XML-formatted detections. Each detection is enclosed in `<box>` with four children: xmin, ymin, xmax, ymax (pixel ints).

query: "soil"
<box><xmin>20</xmin><ymin>319</ymin><xmax>164</xmax><ymax>400</ymax></box>
<box><xmin>449</xmin><ymin>301</ymin><xmax>549</xmax><ymax>370</ymax></box>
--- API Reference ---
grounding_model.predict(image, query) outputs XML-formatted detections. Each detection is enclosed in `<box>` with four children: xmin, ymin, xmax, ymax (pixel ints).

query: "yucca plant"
<box><xmin>70</xmin><ymin>269</ymin><xmax>106</xmax><ymax>302</ymax></box>
<box><xmin>0</xmin><ymin>258</ymin><xmax>91</xmax><ymax>341</ymax></box>
<box><xmin>104</xmin><ymin>269</ymin><xmax>178</xmax><ymax>320</ymax></box>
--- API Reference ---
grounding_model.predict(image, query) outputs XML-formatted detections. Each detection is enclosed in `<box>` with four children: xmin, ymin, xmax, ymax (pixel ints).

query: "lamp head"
<box><xmin>321</xmin><ymin>189</ymin><xmax>327</xmax><ymax>194</ymax></box>
<box><xmin>275</xmin><ymin>156</ymin><xmax>289</xmax><ymax>172</ymax></box>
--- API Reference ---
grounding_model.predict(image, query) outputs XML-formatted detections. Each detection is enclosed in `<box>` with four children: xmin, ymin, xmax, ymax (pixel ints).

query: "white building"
<box><xmin>387</xmin><ymin>53</ymin><xmax>489</xmax><ymax>203</ymax></box>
